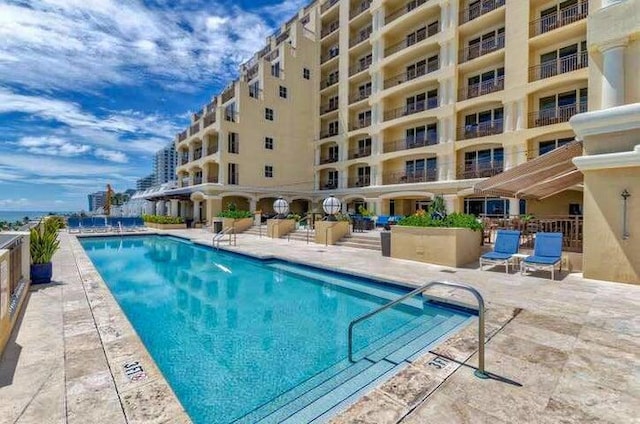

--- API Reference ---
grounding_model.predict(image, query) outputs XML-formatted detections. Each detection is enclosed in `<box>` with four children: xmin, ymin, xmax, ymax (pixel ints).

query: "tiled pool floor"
<box><xmin>0</xmin><ymin>229</ymin><xmax>638</xmax><ymax>424</ymax></box>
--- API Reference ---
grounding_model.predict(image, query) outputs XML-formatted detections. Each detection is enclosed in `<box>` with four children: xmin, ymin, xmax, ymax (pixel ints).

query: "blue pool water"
<box><xmin>80</xmin><ymin>236</ymin><xmax>472</xmax><ymax>423</ymax></box>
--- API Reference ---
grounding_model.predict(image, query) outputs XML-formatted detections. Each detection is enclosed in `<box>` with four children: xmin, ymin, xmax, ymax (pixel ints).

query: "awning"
<box><xmin>474</xmin><ymin>141</ymin><xmax>583</xmax><ymax>200</ymax></box>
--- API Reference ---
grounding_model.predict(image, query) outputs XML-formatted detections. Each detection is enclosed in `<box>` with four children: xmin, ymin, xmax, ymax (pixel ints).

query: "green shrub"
<box><xmin>217</xmin><ymin>209</ymin><xmax>253</xmax><ymax>219</ymax></box>
<box><xmin>45</xmin><ymin>215</ymin><xmax>66</xmax><ymax>230</ymax></box>
<box><xmin>397</xmin><ymin>212</ymin><xmax>483</xmax><ymax>231</ymax></box>
<box><xmin>30</xmin><ymin>220</ymin><xmax>61</xmax><ymax>264</ymax></box>
<box><xmin>286</xmin><ymin>213</ymin><xmax>301</xmax><ymax>221</ymax></box>
<box><xmin>142</xmin><ymin>214</ymin><xmax>185</xmax><ymax>224</ymax></box>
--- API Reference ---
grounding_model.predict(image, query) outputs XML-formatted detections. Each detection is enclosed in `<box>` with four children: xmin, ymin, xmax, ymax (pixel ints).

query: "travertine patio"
<box><xmin>1</xmin><ymin>229</ymin><xmax>638</xmax><ymax>423</ymax></box>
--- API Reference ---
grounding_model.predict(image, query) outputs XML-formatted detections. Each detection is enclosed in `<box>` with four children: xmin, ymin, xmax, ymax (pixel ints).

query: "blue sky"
<box><xmin>0</xmin><ymin>0</ymin><xmax>305</xmax><ymax>211</ymax></box>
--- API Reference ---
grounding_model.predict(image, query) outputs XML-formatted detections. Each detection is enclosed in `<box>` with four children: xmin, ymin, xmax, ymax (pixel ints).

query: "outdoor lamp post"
<box><xmin>273</xmin><ymin>197</ymin><xmax>289</xmax><ymax>219</ymax></box>
<box><xmin>621</xmin><ymin>189</ymin><xmax>631</xmax><ymax>240</ymax></box>
<box><xmin>322</xmin><ymin>195</ymin><xmax>341</xmax><ymax>221</ymax></box>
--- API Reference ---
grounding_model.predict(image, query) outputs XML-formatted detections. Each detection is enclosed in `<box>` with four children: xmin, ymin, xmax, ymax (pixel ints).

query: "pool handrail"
<box><xmin>347</xmin><ymin>280</ymin><xmax>488</xmax><ymax>379</ymax></box>
<box><xmin>213</xmin><ymin>226</ymin><xmax>236</xmax><ymax>249</ymax></box>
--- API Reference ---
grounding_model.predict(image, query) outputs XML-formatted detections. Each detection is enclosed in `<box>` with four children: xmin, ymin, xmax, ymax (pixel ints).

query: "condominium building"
<box><xmin>154</xmin><ymin>143</ymin><xmax>178</xmax><ymax>185</ymax></box>
<box><xmin>144</xmin><ymin>0</ymin><xmax>638</xmax><ymax>226</ymax></box>
<box><xmin>87</xmin><ymin>191</ymin><xmax>107</xmax><ymax>212</ymax></box>
<box><xmin>136</xmin><ymin>174</ymin><xmax>156</xmax><ymax>191</ymax></box>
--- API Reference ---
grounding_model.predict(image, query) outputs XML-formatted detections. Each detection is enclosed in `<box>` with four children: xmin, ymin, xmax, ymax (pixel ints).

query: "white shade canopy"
<box><xmin>322</xmin><ymin>195</ymin><xmax>341</xmax><ymax>215</ymax></box>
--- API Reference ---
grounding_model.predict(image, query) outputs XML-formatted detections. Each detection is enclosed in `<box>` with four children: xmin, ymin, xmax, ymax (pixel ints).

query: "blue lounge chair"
<box><xmin>479</xmin><ymin>230</ymin><xmax>521</xmax><ymax>273</ymax></box>
<box><xmin>67</xmin><ymin>217</ymin><xmax>81</xmax><ymax>234</ymax></box>
<box><xmin>522</xmin><ymin>232</ymin><xmax>563</xmax><ymax>280</ymax></box>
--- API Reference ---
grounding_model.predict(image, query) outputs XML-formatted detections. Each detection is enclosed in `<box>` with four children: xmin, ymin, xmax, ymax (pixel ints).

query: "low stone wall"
<box><xmin>315</xmin><ymin>221</ymin><xmax>350</xmax><ymax>245</ymax></box>
<box><xmin>267</xmin><ymin>219</ymin><xmax>296</xmax><ymax>238</ymax></box>
<box><xmin>222</xmin><ymin>218</ymin><xmax>254</xmax><ymax>233</ymax></box>
<box><xmin>391</xmin><ymin>226</ymin><xmax>482</xmax><ymax>267</ymax></box>
<box><xmin>144</xmin><ymin>222</ymin><xmax>187</xmax><ymax>230</ymax></box>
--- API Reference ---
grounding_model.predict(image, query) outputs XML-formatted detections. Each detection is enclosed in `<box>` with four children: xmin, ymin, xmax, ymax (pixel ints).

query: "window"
<box><xmin>569</xmin><ymin>203</ymin><xmax>582</xmax><ymax>216</ymax></box>
<box><xmin>279</xmin><ymin>86</ymin><xmax>287</xmax><ymax>98</ymax></box>
<box><xmin>357</xmin><ymin>110</ymin><xmax>372</xmax><ymax>128</ymax></box>
<box><xmin>264</xmin><ymin>165</ymin><xmax>273</xmax><ymax>178</ymax></box>
<box><xmin>228</xmin><ymin>163</ymin><xmax>238</xmax><ymax>185</ymax></box>
<box><xmin>358</xmin><ymin>53</ymin><xmax>373</xmax><ymax>70</ymax></box>
<box><xmin>404</xmin><ymin>158</ymin><xmax>437</xmax><ymax>182</ymax></box>
<box><xmin>327</xmin><ymin>170</ymin><xmax>338</xmax><ymax>188</ymax></box>
<box><xmin>225</xmin><ymin>103</ymin><xmax>236</xmax><ymax>122</ymax></box>
<box><xmin>328</xmin><ymin>121</ymin><xmax>339</xmax><ymax>136</ymax></box>
<box><xmin>303</xmin><ymin>68</ymin><xmax>310</xmax><ymax>79</ymax></box>
<box><xmin>249</xmin><ymin>81</ymin><xmax>260</xmax><ymax>99</ymax></box>
<box><xmin>271</xmin><ymin>62</ymin><xmax>280</xmax><ymax>78</ymax></box>
<box><xmin>463</xmin><ymin>107</ymin><xmax>504</xmax><ymax>137</ymax></box>
<box><xmin>463</xmin><ymin>148</ymin><xmax>504</xmax><ymax>178</ymax></box>
<box><xmin>358</xmin><ymin>82</ymin><xmax>372</xmax><ymax>99</ymax></box>
<box><xmin>328</xmin><ymin>145</ymin><xmax>339</xmax><ymax>161</ymax></box>
<box><xmin>264</xmin><ymin>137</ymin><xmax>274</xmax><ymax>150</ymax></box>
<box><xmin>265</xmin><ymin>108</ymin><xmax>274</xmax><ymax>121</ymax></box>
<box><xmin>357</xmin><ymin>137</ymin><xmax>372</xmax><ymax>157</ymax></box>
<box><xmin>538</xmin><ymin>137</ymin><xmax>574</xmax><ymax>155</ymax></box>
<box><xmin>355</xmin><ymin>166</ymin><xmax>371</xmax><ymax>186</ymax></box>
<box><xmin>228</xmin><ymin>132</ymin><xmax>239</xmax><ymax>154</ymax></box>
<box><xmin>405</xmin><ymin>124</ymin><xmax>437</xmax><ymax>147</ymax></box>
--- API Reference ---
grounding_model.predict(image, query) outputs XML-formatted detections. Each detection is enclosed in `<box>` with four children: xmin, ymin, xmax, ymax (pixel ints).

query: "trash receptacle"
<box><xmin>186</xmin><ymin>218</ymin><xmax>194</xmax><ymax>228</ymax></box>
<box><xmin>380</xmin><ymin>231</ymin><xmax>391</xmax><ymax>257</ymax></box>
<box><xmin>213</xmin><ymin>220</ymin><xmax>223</xmax><ymax>233</ymax></box>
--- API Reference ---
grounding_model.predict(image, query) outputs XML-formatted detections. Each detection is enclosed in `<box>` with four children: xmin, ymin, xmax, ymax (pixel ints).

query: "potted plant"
<box><xmin>30</xmin><ymin>220</ymin><xmax>61</xmax><ymax>284</ymax></box>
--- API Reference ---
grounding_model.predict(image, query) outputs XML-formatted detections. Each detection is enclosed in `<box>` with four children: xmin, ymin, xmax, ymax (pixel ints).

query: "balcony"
<box><xmin>178</xmin><ymin>130</ymin><xmax>187</xmax><ymax>142</ymax></box>
<box><xmin>180</xmin><ymin>155</ymin><xmax>189</xmax><ymax>165</ymax></box>
<box><xmin>319</xmin><ymin>129</ymin><xmax>340</xmax><ymax>139</ymax></box>
<box><xmin>265</xmin><ymin>49</ymin><xmax>279</xmax><ymax>61</ymax></box>
<box><xmin>349</xmin><ymin>61</ymin><xmax>371</xmax><ymax>77</ymax></box>
<box><xmin>319</xmin><ymin>155</ymin><xmax>339</xmax><ymax>165</ymax></box>
<box><xmin>179</xmin><ymin>176</ymin><xmax>189</xmax><ymax>187</ymax></box>
<box><xmin>348</xmin><ymin>175</ymin><xmax>371</xmax><ymax>188</ymax></box>
<box><xmin>275</xmin><ymin>30</ymin><xmax>289</xmax><ymax>45</ymax></box>
<box><xmin>320</xmin><ymin>102</ymin><xmax>339</xmax><ymax>114</ymax></box>
<box><xmin>245</xmin><ymin>64</ymin><xmax>259</xmax><ymax>81</ymax></box>
<box><xmin>320</xmin><ymin>73</ymin><xmax>339</xmax><ymax>89</ymax></box>
<box><xmin>528</xmin><ymin>52</ymin><xmax>588</xmax><ymax>82</ymax></box>
<box><xmin>383</xmin><ymin>135</ymin><xmax>438</xmax><ymax>153</ymax></box>
<box><xmin>350</xmin><ymin>26</ymin><xmax>372</xmax><ymax>48</ymax></box>
<box><xmin>193</xmin><ymin>176</ymin><xmax>203</xmax><ymax>185</ymax></box>
<box><xmin>321</xmin><ymin>20</ymin><xmax>340</xmax><ymax>39</ymax></box>
<box><xmin>348</xmin><ymin>145</ymin><xmax>372</xmax><ymax>160</ymax></box>
<box><xmin>383</xmin><ymin>98</ymin><xmax>438</xmax><ymax>122</ymax></box>
<box><xmin>205</xmin><ymin>100</ymin><xmax>217</xmax><ymax>113</ymax></box>
<box><xmin>189</xmin><ymin>122</ymin><xmax>200</xmax><ymax>136</ymax></box>
<box><xmin>384</xmin><ymin>25</ymin><xmax>438</xmax><ymax>58</ymax></box>
<box><xmin>206</xmin><ymin>143</ymin><xmax>218</xmax><ymax>156</ymax></box>
<box><xmin>459</xmin><ymin>34</ymin><xmax>505</xmax><ymax>63</ymax></box>
<box><xmin>383</xmin><ymin>60</ymin><xmax>439</xmax><ymax>90</ymax></box>
<box><xmin>193</xmin><ymin>148</ymin><xmax>203</xmax><ymax>161</ymax></box>
<box><xmin>206</xmin><ymin>175</ymin><xmax>220</xmax><ymax>184</ymax></box>
<box><xmin>349</xmin><ymin>116</ymin><xmax>372</xmax><ymax>131</ymax></box>
<box><xmin>385</xmin><ymin>0</ymin><xmax>428</xmax><ymax>25</ymax></box>
<box><xmin>319</xmin><ymin>181</ymin><xmax>339</xmax><ymax>190</ymax></box>
<box><xmin>321</xmin><ymin>0</ymin><xmax>339</xmax><ymax>14</ymax></box>
<box><xmin>203</xmin><ymin>112</ymin><xmax>216</xmax><ymax>128</ymax></box>
<box><xmin>457</xmin><ymin>120</ymin><xmax>504</xmax><ymax>140</ymax></box>
<box><xmin>459</xmin><ymin>0</ymin><xmax>505</xmax><ymax>25</ymax></box>
<box><xmin>321</xmin><ymin>49</ymin><xmax>340</xmax><ymax>64</ymax></box>
<box><xmin>528</xmin><ymin>102</ymin><xmax>587</xmax><ymax>128</ymax></box>
<box><xmin>530</xmin><ymin>1</ymin><xmax>588</xmax><ymax>37</ymax></box>
<box><xmin>383</xmin><ymin>169</ymin><xmax>437</xmax><ymax>185</ymax></box>
<box><xmin>350</xmin><ymin>0</ymin><xmax>371</xmax><ymax>20</ymax></box>
<box><xmin>458</xmin><ymin>162</ymin><xmax>503</xmax><ymax>179</ymax></box>
<box><xmin>458</xmin><ymin>76</ymin><xmax>504</xmax><ymax>101</ymax></box>
<box><xmin>349</xmin><ymin>88</ymin><xmax>371</xmax><ymax>104</ymax></box>
<box><xmin>221</xmin><ymin>85</ymin><xmax>235</xmax><ymax>103</ymax></box>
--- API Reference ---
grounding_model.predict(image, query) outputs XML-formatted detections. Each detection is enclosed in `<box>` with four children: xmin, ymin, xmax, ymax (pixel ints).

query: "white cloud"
<box><xmin>17</xmin><ymin>136</ymin><xmax>91</xmax><ymax>157</ymax></box>
<box><xmin>94</xmin><ymin>148</ymin><xmax>128</xmax><ymax>163</ymax></box>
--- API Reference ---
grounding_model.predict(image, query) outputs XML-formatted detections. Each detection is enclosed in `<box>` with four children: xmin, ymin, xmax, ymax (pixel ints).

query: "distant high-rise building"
<box><xmin>87</xmin><ymin>191</ymin><xmax>107</xmax><ymax>212</ymax></box>
<box><xmin>136</xmin><ymin>174</ymin><xmax>156</xmax><ymax>191</ymax></box>
<box><xmin>154</xmin><ymin>143</ymin><xmax>178</xmax><ymax>185</ymax></box>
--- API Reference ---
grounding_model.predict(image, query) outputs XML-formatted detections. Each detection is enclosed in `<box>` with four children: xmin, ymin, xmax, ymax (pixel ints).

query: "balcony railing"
<box><xmin>383</xmin><ymin>135</ymin><xmax>438</xmax><ymax>153</ymax></box>
<box><xmin>319</xmin><ymin>129</ymin><xmax>340</xmax><ymax>139</ymax></box>
<box><xmin>383</xmin><ymin>169</ymin><xmax>437</xmax><ymax>185</ymax></box>
<box><xmin>459</xmin><ymin>34</ymin><xmax>505</xmax><ymax>63</ymax></box>
<box><xmin>349</xmin><ymin>26</ymin><xmax>372</xmax><ymax>48</ymax></box>
<box><xmin>350</xmin><ymin>0</ymin><xmax>371</xmax><ymax>19</ymax></box>
<box><xmin>384</xmin><ymin>25</ymin><xmax>439</xmax><ymax>57</ymax></box>
<box><xmin>320</xmin><ymin>73</ymin><xmax>339</xmax><ymax>89</ymax></box>
<box><xmin>348</xmin><ymin>175</ymin><xmax>371</xmax><ymax>188</ymax></box>
<box><xmin>348</xmin><ymin>145</ymin><xmax>372</xmax><ymax>159</ymax></box>
<box><xmin>321</xmin><ymin>0</ymin><xmax>339</xmax><ymax>14</ymax></box>
<box><xmin>383</xmin><ymin>98</ymin><xmax>438</xmax><ymax>121</ymax></box>
<box><xmin>458</xmin><ymin>162</ymin><xmax>504</xmax><ymax>179</ymax></box>
<box><xmin>528</xmin><ymin>51</ymin><xmax>588</xmax><ymax>82</ymax></box>
<box><xmin>206</xmin><ymin>143</ymin><xmax>218</xmax><ymax>155</ymax></box>
<box><xmin>349</xmin><ymin>60</ymin><xmax>372</xmax><ymax>76</ymax></box>
<box><xmin>319</xmin><ymin>155</ymin><xmax>339</xmax><ymax>165</ymax></box>
<box><xmin>349</xmin><ymin>88</ymin><xmax>371</xmax><ymax>104</ymax></box>
<box><xmin>383</xmin><ymin>60</ymin><xmax>439</xmax><ymax>89</ymax></box>
<box><xmin>457</xmin><ymin>119</ymin><xmax>504</xmax><ymax>140</ymax></box>
<box><xmin>385</xmin><ymin>0</ymin><xmax>428</xmax><ymax>25</ymax></box>
<box><xmin>458</xmin><ymin>76</ymin><xmax>504</xmax><ymax>101</ymax></box>
<box><xmin>221</xmin><ymin>85</ymin><xmax>235</xmax><ymax>103</ymax></box>
<box><xmin>349</xmin><ymin>116</ymin><xmax>372</xmax><ymax>131</ymax></box>
<box><xmin>528</xmin><ymin>102</ymin><xmax>587</xmax><ymax>128</ymax></box>
<box><xmin>206</xmin><ymin>174</ymin><xmax>220</xmax><ymax>184</ymax></box>
<box><xmin>178</xmin><ymin>130</ymin><xmax>187</xmax><ymax>142</ymax></box>
<box><xmin>189</xmin><ymin>122</ymin><xmax>200</xmax><ymax>136</ymax></box>
<box><xmin>321</xmin><ymin>49</ymin><xmax>340</xmax><ymax>64</ymax></box>
<box><xmin>319</xmin><ymin>180</ymin><xmax>339</xmax><ymax>190</ymax></box>
<box><xmin>320</xmin><ymin>102</ymin><xmax>339</xmax><ymax>114</ymax></box>
<box><xmin>459</xmin><ymin>0</ymin><xmax>505</xmax><ymax>25</ymax></box>
<box><xmin>265</xmin><ymin>49</ymin><xmax>279</xmax><ymax>61</ymax></box>
<box><xmin>193</xmin><ymin>176</ymin><xmax>203</xmax><ymax>185</ymax></box>
<box><xmin>245</xmin><ymin>64</ymin><xmax>259</xmax><ymax>81</ymax></box>
<box><xmin>206</xmin><ymin>100</ymin><xmax>217</xmax><ymax>113</ymax></box>
<box><xmin>179</xmin><ymin>177</ymin><xmax>189</xmax><ymax>187</ymax></box>
<box><xmin>193</xmin><ymin>148</ymin><xmax>202</xmax><ymax>160</ymax></box>
<box><xmin>180</xmin><ymin>155</ymin><xmax>189</xmax><ymax>165</ymax></box>
<box><xmin>530</xmin><ymin>1</ymin><xmax>588</xmax><ymax>37</ymax></box>
<box><xmin>275</xmin><ymin>30</ymin><xmax>289</xmax><ymax>45</ymax></box>
<box><xmin>203</xmin><ymin>112</ymin><xmax>216</xmax><ymax>128</ymax></box>
<box><xmin>321</xmin><ymin>20</ymin><xmax>340</xmax><ymax>38</ymax></box>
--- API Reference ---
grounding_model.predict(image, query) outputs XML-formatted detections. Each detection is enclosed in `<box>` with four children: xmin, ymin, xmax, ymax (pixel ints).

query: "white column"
<box><xmin>443</xmin><ymin>194</ymin><xmax>458</xmax><ymax>214</ymax></box>
<box><xmin>515</xmin><ymin>99</ymin><xmax>526</xmax><ymax>131</ymax></box>
<box><xmin>440</xmin><ymin>1</ymin><xmax>450</xmax><ymax>29</ymax></box>
<box><xmin>169</xmin><ymin>199</ymin><xmax>179</xmax><ymax>217</ymax></box>
<box><xmin>193</xmin><ymin>201</ymin><xmax>201</xmax><ymax>222</ymax></box>
<box><xmin>601</xmin><ymin>41</ymin><xmax>626</xmax><ymax>108</ymax></box>
<box><xmin>509</xmin><ymin>198</ymin><xmax>520</xmax><ymax>217</ymax></box>
<box><xmin>249</xmin><ymin>198</ymin><xmax>257</xmax><ymax>212</ymax></box>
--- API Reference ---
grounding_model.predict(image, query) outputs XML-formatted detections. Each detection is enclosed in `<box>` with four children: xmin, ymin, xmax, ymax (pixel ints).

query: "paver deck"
<box><xmin>1</xmin><ymin>229</ymin><xmax>638</xmax><ymax>423</ymax></box>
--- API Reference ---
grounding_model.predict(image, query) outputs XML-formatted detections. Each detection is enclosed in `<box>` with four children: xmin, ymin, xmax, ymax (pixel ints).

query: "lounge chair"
<box><xmin>521</xmin><ymin>232</ymin><xmax>563</xmax><ymax>280</ymax></box>
<box><xmin>67</xmin><ymin>217</ymin><xmax>81</xmax><ymax>234</ymax></box>
<box><xmin>479</xmin><ymin>230</ymin><xmax>521</xmax><ymax>273</ymax></box>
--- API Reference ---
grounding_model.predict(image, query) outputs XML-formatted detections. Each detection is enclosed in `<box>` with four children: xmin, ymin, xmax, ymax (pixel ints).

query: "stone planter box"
<box><xmin>221</xmin><ymin>217</ymin><xmax>254</xmax><ymax>233</ymax></box>
<box><xmin>144</xmin><ymin>222</ymin><xmax>187</xmax><ymax>230</ymax></box>
<box><xmin>267</xmin><ymin>219</ymin><xmax>296</xmax><ymax>238</ymax></box>
<box><xmin>315</xmin><ymin>221</ymin><xmax>350</xmax><ymax>245</ymax></box>
<box><xmin>391</xmin><ymin>226</ymin><xmax>482</xmax><ymax>267</ymax></box>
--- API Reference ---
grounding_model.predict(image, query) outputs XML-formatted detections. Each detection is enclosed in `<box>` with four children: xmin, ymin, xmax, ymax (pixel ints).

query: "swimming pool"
<box><xmin>80</xmin><ymin>235</ymin><xmax>474</xmax><ymax>423</ymax></box>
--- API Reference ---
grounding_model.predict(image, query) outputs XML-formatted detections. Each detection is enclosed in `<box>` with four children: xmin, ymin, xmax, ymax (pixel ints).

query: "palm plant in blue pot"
<box><xmin>30</xmin><ymin>220</ymin><xmax>61</xmax><ymax>284</ymax></box>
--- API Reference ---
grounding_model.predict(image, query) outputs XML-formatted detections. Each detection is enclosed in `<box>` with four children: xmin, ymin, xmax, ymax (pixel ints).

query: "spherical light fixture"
<box><xmin>273</xmin><ymin>197</ymin><xmax>289</xmax><ymax>218</ymax></box>
<box><xmin>322</xmin><ymin>195</ymin><xmax>341</xmax><ymax>221</ymax></box>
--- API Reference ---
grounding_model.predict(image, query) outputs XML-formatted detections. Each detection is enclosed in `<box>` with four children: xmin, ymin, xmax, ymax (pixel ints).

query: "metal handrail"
<box><xmin>298</xmin><ymin>214</ymin><xmax>312</xmax><ymax>244</ymax></box>
<box><xmin>213</xmin><ymin>226</ymin><xmax>234</xmax><ymax>250</ymax></box>
<box><xmin>347</xmin><ymin>280</ymin><xmax>488</xmax><ymax>378</ymax></box>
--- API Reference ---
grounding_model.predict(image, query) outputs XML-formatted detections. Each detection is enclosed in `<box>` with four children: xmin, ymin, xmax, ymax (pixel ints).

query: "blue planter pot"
<box><xmin>31</xmin><ymin>263</ymin><xmax>53</xmax><ymax>285</ymax></box>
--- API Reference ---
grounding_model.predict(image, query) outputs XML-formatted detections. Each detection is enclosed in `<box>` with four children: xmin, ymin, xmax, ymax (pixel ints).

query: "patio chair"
<box><xmin>521</xmin><ymin>232</ymin><xmax>563</xmax><ymax>280</ymax></box>
<box><xmin>67</xmin><ymin>217</ymin><xmax>81</xmax><ymax>234</ymax></box>
<box><xmin>479</xmin><ymin>230</ymin><xmax>521</xmax><ymax>273</ymax></box>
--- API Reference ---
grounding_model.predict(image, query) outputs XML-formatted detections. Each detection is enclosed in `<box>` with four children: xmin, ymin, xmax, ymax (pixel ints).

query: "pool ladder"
<box><xmin>347</xmin><ymin>280</ymin><xmax>488</xmax><ymax>379</ymax></box>
<box><xmin>213</xmin><ymin>227</ymin><xmax>236</xmax><ymax>250</ymax></box>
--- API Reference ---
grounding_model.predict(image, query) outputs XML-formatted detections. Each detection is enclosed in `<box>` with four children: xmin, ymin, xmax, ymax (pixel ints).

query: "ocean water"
<box><xmin>0</xmin><ymin>211</ymin><xmax>70</xmax><ymax>223</ymax></box>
